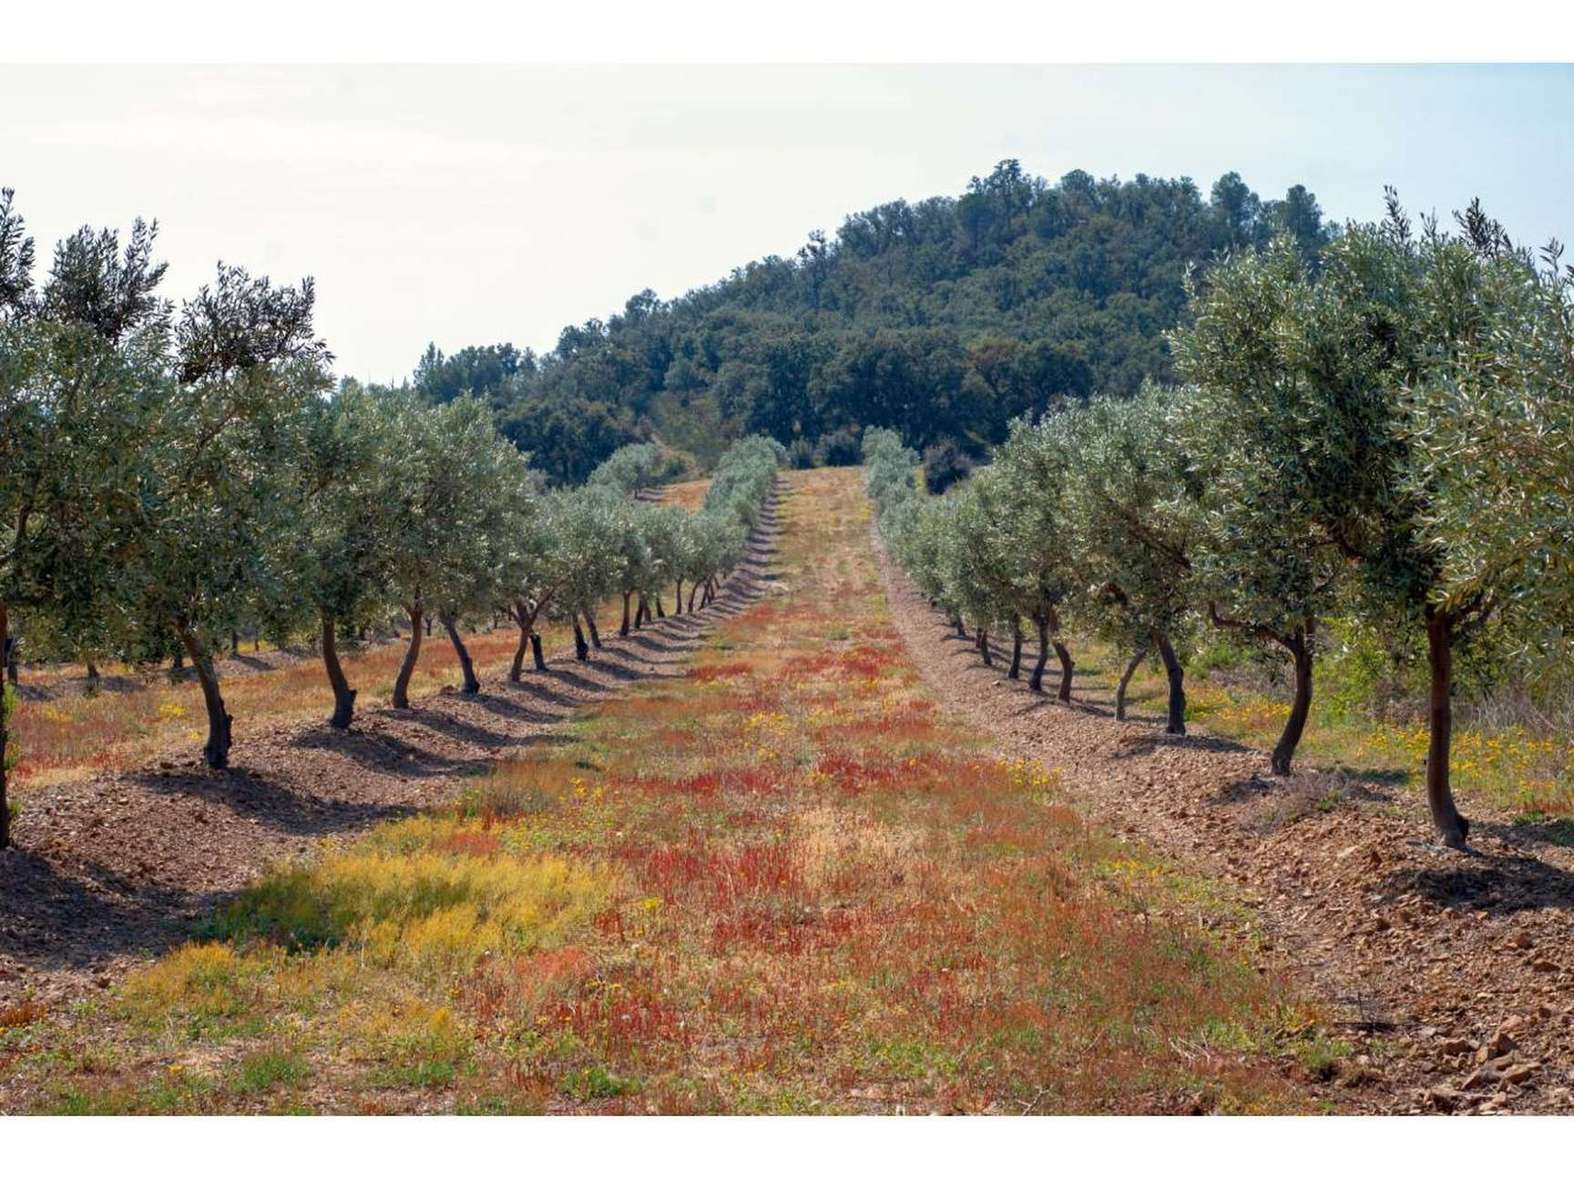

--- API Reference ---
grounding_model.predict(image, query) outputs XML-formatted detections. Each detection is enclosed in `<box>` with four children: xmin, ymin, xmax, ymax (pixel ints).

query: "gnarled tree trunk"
<box><xmin>673</xmin><ymin>579</ymin><xmax>683</xmax><ymax>616</ymax></box>
<box><xmin>509</xmin><ymin>601</ymin><xmax>537</xmax><ymax>682</ymax></box>
<box><xmin>1154</xmin><ymin>633</ymin><xmax>1185</xmax><ymax>735</ymax></box>
<box><xmin>584</xmin><ymin>611</ymin><xmax>602</xmax><ymax>649</ymax></box>
<box><xmin>531</xmin><ymin>632</ymin><xmax>546</xmax><ymax>671</ymax></box>
<box><xmin>392</xmin><ymin>603</ymin><xmax>423</xmax><ymax>709</ymax></box>
<box><xmin>1115</xmin><ymin>647</ymin><xmax>1146</xmax><ymax>721</ymax></box>
<box><xmin>177</xmin><ymin>623</ymin><xmax>232</xmax><ymax>768</ymax></box>
<box><xmin>978</xmin><ymin>626</ymin><xmax>993</xmax><ymax>667</ymax></box>
<box><xmin>620</xmin><ymin>592</ymin><xmax>632</xmax><ymax>636</ymax></box>
<box><xmin>1052</xmin><ymin>641</ymin><xmax>1075</xmax><ymax>703</ymax></box>
<box><xmin>1425</xmin><ymin>610</ymin><xmax>1469</xmax><ymax>849</ymax></box>
<box><xmin>1029</xmin><ymin>614</ymin><xmax>1051</xmax><ymax>692</ymax></box>
<box><xmin>573</xmin><ymin>618</ymin><xmax>589</xmax><ymax>661</ymax></box>
<box><xmin>1270</xmin><ymin>625</ymin><xmax>1314</xmax><ymax>775</ymax></box>
<box><xmin>1008</xmin><ymin>617</ymin><xmax>1023</xmax><ymax>679</ymax></box>
<box><xmin>655</xmin><ymin>593</ymin><xmax>665</xmax><ymax>619</ymax></box>
<box><xmin>441</xmin><ymin>612</ymin><xmax>480</xmax><ymax>694</ymax></box>
<box><xmin>320</xmin><ymin>611</ymin><xmax>357</xmax><ymax>729</ymax></box>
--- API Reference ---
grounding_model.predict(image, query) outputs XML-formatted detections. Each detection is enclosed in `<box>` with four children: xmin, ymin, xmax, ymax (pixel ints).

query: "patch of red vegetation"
<box><xmin>464</xmin><ymin>946</ymin><xmax>596</xmax><ymax>1032</ymax></box>
<box><xmin>626</xmin><ymin>840</ymin><xmax>810</xmax><ymax>909</ymax></box>
<box><xmin>433</xmin><ymin>829</ymin><xmax>504</xmax><ymax>857</ymax></box>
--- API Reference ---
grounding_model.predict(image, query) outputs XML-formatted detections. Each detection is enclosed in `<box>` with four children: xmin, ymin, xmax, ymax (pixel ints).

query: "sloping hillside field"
<box><xmin>0</xmin><ymin>468</ymin><xmax>1326</xmax><ymax>1113</ymax></box>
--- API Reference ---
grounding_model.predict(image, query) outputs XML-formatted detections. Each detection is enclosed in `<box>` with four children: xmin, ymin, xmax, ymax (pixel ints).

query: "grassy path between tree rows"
<box><xmin>0</xmin><ymin>468</ymin><xmax>1326</xmax><ymax>1113</ymax></box>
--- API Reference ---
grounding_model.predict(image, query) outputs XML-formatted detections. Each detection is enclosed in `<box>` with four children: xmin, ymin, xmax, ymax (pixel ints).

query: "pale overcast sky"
<box><xmin>3</xmin><ymin>64</ymin><xmax>1571</xmax><ymax>382</ymax></box>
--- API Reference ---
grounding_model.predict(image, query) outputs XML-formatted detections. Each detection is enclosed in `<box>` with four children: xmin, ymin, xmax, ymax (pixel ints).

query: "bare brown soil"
<box><xmin>0</xmin><ymin>495</ymin><xmax>778</xmax><ymax>1016</ymax></box>
<box><xmin>877</xmin><ymin>535</ymin><xmax>1574</xmax><ymax>1115</ymax></box>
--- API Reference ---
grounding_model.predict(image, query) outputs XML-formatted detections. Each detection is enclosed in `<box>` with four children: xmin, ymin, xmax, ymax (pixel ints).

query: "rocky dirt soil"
<box><xmin>0</xmin><ymin>493</ymin><xmax>780</xmax><ymax>1017</ymax></box>
<box><xmin>878</xmin><ymin>537</ymin><xmax>1574</xmax><ymax>1115</ymax></box>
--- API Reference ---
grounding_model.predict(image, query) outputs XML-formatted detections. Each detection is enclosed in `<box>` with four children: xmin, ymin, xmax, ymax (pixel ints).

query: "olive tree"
<box><xmin>1169</xmin><ymin>238</ymin><xmax>1349</xmax><ymax>773</ymax></box>
<box><xmin>0</xmin><ymin>193</ymin><xmax>169</xmax><ymax>840</ymax></box>
<box><xmin>988</xmin><ymin>417</ymin><xmax>1082</xmax><ymax>697</ymax></box>
<box><xmin>1059</xmin><ymin>387</ymin><xmax>1200</xmax><ymax>735</ymax></box>
<box><xmin>127</xmin><ymin>265</ymin><xmax>331</xmax><ymax>766</ymax></box>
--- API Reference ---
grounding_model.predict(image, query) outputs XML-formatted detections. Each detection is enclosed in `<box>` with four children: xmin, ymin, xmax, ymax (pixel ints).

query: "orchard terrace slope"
<box><xmin>0</xmin><ymin>479</ymin><xmax>770</xmax><ymax>1013</ymax></box>
<box><xmin>877</xmin><ymin>490</ymin><xmax>1574</xmax><ymax>1115</ymax></box>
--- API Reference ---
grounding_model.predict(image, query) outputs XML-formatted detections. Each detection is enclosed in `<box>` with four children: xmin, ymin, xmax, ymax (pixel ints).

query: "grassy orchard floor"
<box><xmin>0</xmin><ymin>468</ymin><xmax>1326</xmax><ymax>1114</ymax></box>
<box><xmin>9</xmin><ymin>618</ymin><xmax>596</xmax><ymax>790</ymax></box>
<box><xmin>9</xmin><ymin>478</ymin><xmax>717</xmax><ymax>790</ymax></box>
<box><xmin>1095</xmin><ymin>640</ymin><xmax>1574</xmax><ymax>826</ymax></box>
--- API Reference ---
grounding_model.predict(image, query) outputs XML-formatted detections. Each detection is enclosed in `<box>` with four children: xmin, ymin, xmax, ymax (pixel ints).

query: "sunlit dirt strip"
<box><xmin>0</xmin><ymin>485</ymin><xmax>783</xmax><ymax>1013</ymax></box>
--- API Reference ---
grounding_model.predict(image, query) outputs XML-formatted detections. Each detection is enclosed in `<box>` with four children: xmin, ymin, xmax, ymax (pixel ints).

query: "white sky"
<box><xmin>3</xmin><ymin>64</ymin><xmax>1572</xmax><ymax>383</ymax></box>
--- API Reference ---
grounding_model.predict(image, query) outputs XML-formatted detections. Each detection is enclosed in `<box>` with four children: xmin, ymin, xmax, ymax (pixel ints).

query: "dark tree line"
<box><xmin>395</xmin><ymin>163</ymin><xmax>1332</xmax><ymax>479</ymax></box>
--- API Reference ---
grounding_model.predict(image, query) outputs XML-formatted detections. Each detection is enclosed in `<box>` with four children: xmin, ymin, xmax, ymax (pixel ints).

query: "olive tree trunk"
<box><xmin>573</xmin><ymin>618</ymin><xmax>589</xmax><ymax>661</ymax></box>
<box><xmin>1155</xmin><ymin>633</ymin><xmax>1186</xmax><ymax>736</ymax></box>
<box><xmin>531</xmin><ymin>632</ymin><xmax>546</xmax><ymax>671</ymax></box>
<box><xmin>177</xmin><ymin>623</ymin><xmax>232</xmax><ymax>768</ymax></box>
<box><xmin>392</xmin><ymin>603</ymin><xmax>423</xmax><ymax>709</ymax></box>
<box><xmin>440</xmin><ymin>613</ymin><xmax>480</xmax><ymax>695</ymax></box>
<box><xmin>1425</xmin><ymin>610</ymin><xmax>1470</xmax><ymax>849</ymax></box>
<box><xmin>320</xmin><ymin>611</ymin><xmax>357</xmax><ymax>729</ymax></box>
<box><xmin>620</xmin><ymin>592</ymin><xmax>633</xmax><ymax>636</ymax></box>
<box><xmin>1008</xmin><ymin>618</ymin><xmax>1023</xmax><ymax>680</ymax></box>
<box><xmin>1115</xmin><ymin>647</ymin><xmax>1147</xmax><ymax>721</ymax></box>
<box><xmin>509</xmin><ymin>601</ymin><xmax>537</xmax><ymax>682</ymax></box>
<box><xmin>977</xmin><ymin>626</ymin><xmax>993</xmax><ymax>667</ymax></box>
<box><xmin>1029</xmin><ymin>615</ymin><xmax>1051</xmax><ymax>692</ymax></box>
<box><xmin>1270</xmin><ymin>626</ymin><xmax>1315</xmax><ymax>776</ymax></box>
<box><xmin>584</xmin><ymin>611</ymin><xmax>602</xmax><ymax>649</ymax></box>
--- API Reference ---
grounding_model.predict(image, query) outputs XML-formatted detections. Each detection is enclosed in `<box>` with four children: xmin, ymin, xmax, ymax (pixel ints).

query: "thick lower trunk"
<box><xmin>509</xmin><ymin>604</ymin><xmax>534</xmax><ymax>682</ymax></box>
<box><xmin>1008</xmin><ymin>618</ymin><xmax>1023</xmax><ymax>679</ymax></box>
<box><xmin>687</xmin><ymin>582</ymin><xmax>700</xmax><ymax>612</ymax></box>
<box><xmin>655</xmin><ymin>593</ymin><xmax>665</xmax><ymax>619</ymax></box>
<box><xmin>392</xmin><ymin>604</ymin><xmax>423</xmax><ymax>708</ymax></box>
<box><xmin>0</xmin><ymin>603</ymin><xmax>10</xmax><ymax>849</ymax></box>
<box><xmin>674</xmin><ymin>579</ymin><xmax>683</xmax><ymax>616</ymax></box>
<box><xmin>86</xmin><ymin>659</ymin><xmax>100</xmax><ymax>683</ymax></box>
<box><xmin>1425</xmin><ymin>612</ymin><xmax>1469</xmax><ymax>849</ymax></box>
<box><xmin>573</xmin><ymin>619</ymin><xmax>589</xmax><ymax>661</ymax></box>
<box><xmin>585</xmin><ymin>612</ymin><xmax>602</xmax><ymax>649</ymax></box>
<box><xmin>5</xmin><ymin>637</ymin><xmax>18</xmax><ymax>686</ymax></box>
<box><xmin>1029</xmin><ymin>616</ymin><xmax>1050</xmax><ymax>692</ymax></box>
<box><xmin>531</xmin><ymin>632</ymin><xmax>546</xmax><ymax>671</ymax></box>
<box><xmin>230</xmin><ymin>629</ymin><xmax>240</xmax><ymax>657</ymax></box>
<box><xmin>1053</xmin><ymin>642</ymin><xmax>1075</xmax><ymax>703</ymax></box>
<box><xmin>635</xmin><ymin>596</ymin><xmax>648</xmax><ymax>629</ymax></box>
<box><xmin>1116</xmin><ymin>647</ymin><xmax>1147</xmax><ymax>721</ymax></box>
<box><xmin>171</xmin><ymin>647</ymin><xmax>184</xmax><ymax>673</ymax></box>
<box><xmin>321</xmin><ymin>612</ymin><xmax>357</xmax><ymax>729</ymax></box>
<box><xmin>953</xmin><ymin>615</ymin><xmax>967</xmax><ymax>639</ymax></box>
<box><xmin>978</xmin><ymin>626</ymin><xmax>993</xmax><ymax>667</ymax></box>
<box><xmin>1270</xmin><ymin>626</ymin><xmax>1314</xmax><ymax>775</ymax></box>
<box><xmin>620</xmin><ymin>593</ymin><xmax>632</xmax><ymax>636</ymax></box>
<box><xmin>441</xmin><ymin>613</ymin><xmax>480</xmax><ymax>694</ymax></box>
<box><xmin>1155</xmin><ymin>633</ymin><xmax>1186</xmax><ymax>736</ymax></box>
<box><xmin>178</xmin><ymin>624</ymin><xmax>232</xmax><ymax>768</ymax></box>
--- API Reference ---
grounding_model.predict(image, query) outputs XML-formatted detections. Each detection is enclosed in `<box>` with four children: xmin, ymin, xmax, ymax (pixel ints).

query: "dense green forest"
<box><xmin>400</xmin><ymin>161</ymin><xmax>1332</xmax><ymax>482</ymax></box>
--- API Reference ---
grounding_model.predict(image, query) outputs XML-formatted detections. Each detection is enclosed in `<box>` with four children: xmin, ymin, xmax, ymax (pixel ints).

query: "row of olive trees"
<box><xmin>870</xmin><ymin>195</ymin><xmax>1574</xmax><ymax>851</ymax></box>
<box><xmin>0</xmin><ymin>190</ymin><xmax>780</xmax><ymax>850</ymax></box>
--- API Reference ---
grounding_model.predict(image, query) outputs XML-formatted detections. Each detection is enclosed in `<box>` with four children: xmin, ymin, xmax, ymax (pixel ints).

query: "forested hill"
<box><xmin>400</xmin><ymin>161</ymin><xmax>1332</xmax><ymax>482</ymax></box>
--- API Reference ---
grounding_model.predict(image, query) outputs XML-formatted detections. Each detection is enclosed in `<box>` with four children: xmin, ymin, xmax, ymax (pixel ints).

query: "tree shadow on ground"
<box><xmin>1379</xmin><ymin>853</ymin><xmax>1574</xmax><ymax>915</ymax></box>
